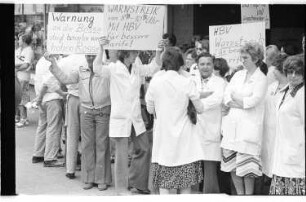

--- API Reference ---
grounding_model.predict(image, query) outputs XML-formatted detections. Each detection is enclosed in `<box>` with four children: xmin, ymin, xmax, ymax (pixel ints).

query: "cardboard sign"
<box><xmin>241</xmin><ymin>4</ymin><xmax>270</xmax><ymax>29</ymax></box>
<box><xmin>209</xmin><ymin>22</ymin><xmax>266</xmax><ymax>70</ymax></box>
<box><xmin>47</xmin><ymin>12</ymin><xmax>104</xmax><ymax>54</ymax></box>
<box><xmin>104</xmin><ymin>5</ymin><xmax>165</xmax><ymax>50</ymax></box>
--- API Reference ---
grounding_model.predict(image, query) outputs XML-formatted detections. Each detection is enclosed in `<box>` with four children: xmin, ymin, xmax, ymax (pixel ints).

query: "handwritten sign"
<box><xmin>209</xmin><ymin>22</ymin><xmax>265</xmax><ymax>69</ymax></box>
<box><xmin>104</xmin><ymin>5</ymin><xmax>165</xmax><ymax>50</ymax></box>
<box><xmin>241</xmin><ymin>4</ymin><xmax>270</xmax><ymax>29</ymax></box>
<box><xmin>47</xmin><ymin>12</ymin><xmax>105</xmax><ymax>54</ymax></box>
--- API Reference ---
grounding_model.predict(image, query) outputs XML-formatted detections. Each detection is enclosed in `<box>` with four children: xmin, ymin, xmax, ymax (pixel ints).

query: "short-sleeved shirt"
<box><xmin>15</xmin><ymin>46</ymin><xmax>34</xmax><ymax>81</ymax></box>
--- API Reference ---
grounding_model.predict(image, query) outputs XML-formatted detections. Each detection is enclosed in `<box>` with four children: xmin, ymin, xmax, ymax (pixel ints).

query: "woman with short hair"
<box><xmin>269</xmin><ymin>55</ymin><xmax>305</xmax><ymax>195</ymax></box>
<box><xmin>220</xmin><ymin>42</ymin><xmax>268</xmax><ymax>195</ymax></box>
<box><xmin>145</xmin><ymin>47</ymin><xmax>206</xmax><ymax>194</ymax></box>
<box><xmin>261</xmin><ymin>53</ymin><xmax>288</xmax><ymax>190</ymax></box>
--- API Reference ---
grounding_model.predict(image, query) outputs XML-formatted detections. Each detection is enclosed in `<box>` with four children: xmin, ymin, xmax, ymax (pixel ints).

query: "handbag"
<box><xmin>187</xmin><ymin>100</ymin><xmax>197</xmax><ymax>124</ymax></box>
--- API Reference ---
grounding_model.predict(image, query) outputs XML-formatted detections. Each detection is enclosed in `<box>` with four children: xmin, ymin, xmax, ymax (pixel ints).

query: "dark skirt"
<box><xmin>151</xmin><ymin>161</ymin><xmax>203</xmax><ymax>189</ymax></box>
<box><xmin>269</xmin><ymin>175</ymin><xmax>305</xmax><ymax>195</ymax></box>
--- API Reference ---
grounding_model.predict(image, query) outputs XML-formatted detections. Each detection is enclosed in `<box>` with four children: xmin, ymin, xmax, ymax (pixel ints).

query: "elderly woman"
<box><xmin>145</xmin><ymin>47</ymin><xmax>205</xmax><ymax>194</ymax></box>
<box><xmin>261</xmin><ymin>53</ymin><xmax>288</xmax><ymax>192</ymax></box>
<box><xmin>15</xmin><ymin>33</ymin><xmax>34</xmax><ymax>127</ymax></box>
<box><xmin>220</xmin><ymin>42</ymin><xmax>268</xmax><ymax>195</ymax></box>
<box><xmin>269</xmin><ymin>55</ymin><xmax>305</xmax><ymax>195</ymax></box>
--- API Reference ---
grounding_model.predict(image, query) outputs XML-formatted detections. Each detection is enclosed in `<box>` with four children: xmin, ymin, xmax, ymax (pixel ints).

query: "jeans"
<box><xmin>80</xmin><ymin>106</ymin><xmax>112</xmax><ymax>185</ymax></box>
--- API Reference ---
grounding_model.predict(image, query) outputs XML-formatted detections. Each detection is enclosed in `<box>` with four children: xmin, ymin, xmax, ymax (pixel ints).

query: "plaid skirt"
<box><xmin>221</xmin><ymin>149</ymin><xmax>262</xmax><ymax>178</ymax></box>
<box><xmin>269</xmin><ymin>175</ymin><xmax>305</xmax><ymax>195</ymax></box>
<box><xmin>151</xmin><ymin>161</ymin><xmax>203</xmax><ymax>189</ymax></box>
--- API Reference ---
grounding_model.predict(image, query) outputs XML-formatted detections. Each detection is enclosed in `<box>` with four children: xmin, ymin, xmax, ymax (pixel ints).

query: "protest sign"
<box><xmin>104</xmin><ymin>5</ymin><xmax>165</xmax><ymax>50</ymax></box>
<box><xmin>209</xmin><ymin>22</ymin><xmax>265</xmax><ymax>70</ymax></box>
<box><xmin>241</xmin><ymin>4</ymin><xmax>270</xmax><ymax>29</ymax></box>
<box><xmin>47</xmin><ymin>12</ymin><xmax>104</xmax><ymax>54</ymax></box>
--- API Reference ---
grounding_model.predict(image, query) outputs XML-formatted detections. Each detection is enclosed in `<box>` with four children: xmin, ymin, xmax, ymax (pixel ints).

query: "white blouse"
<box><xmin>221</xmin><ymin>68</ymin><xmax>268</xmax><ymax>155</ymax></box>
<box><xmin>145</xmin><ymin>70</ymin><xmax>205</xmax><ymax>166</ymax></box>
<box><xmin>272</xmin><ymin>85</ymin><xmax>305</xmax><ymax>178</ymax></box>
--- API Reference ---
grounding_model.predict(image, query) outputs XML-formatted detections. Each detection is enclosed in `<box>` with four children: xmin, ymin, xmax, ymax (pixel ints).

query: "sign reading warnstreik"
<box><xmin>47</xmin><ymin>5</ymin><xmax>165</xmax><ymax>54</ymax></box>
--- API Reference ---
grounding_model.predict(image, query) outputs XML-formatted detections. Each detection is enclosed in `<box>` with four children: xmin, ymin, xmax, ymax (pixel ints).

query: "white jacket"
<box><xmin>145</xmin><ymin>70</ymin><xmax>205</xmax><ymax>166</ymax></box>
<box><xmin>94</xmin><ymin>59</ymin><xmax>160</xmax><ymax>137</ymax></box>
<box><xmin>272</xmin><ymin>85</ymin><xmax>305</xmax><ymax>178</ymax></box>
<box><xmin>221</xmin><ymin>68</ymin><xmax>268</xmax><ymax>155</ymax></box>
<box><xmin>195</xmin><ymin>74</ymin><xmax>226</xmax><ymax>161</ymax></box>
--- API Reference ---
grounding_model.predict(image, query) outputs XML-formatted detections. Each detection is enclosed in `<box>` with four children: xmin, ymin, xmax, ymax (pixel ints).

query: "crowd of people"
<box><xmin>15</xmin><ymin>28</ymin><xmax>305</xmax><ymax>195</ymax></box>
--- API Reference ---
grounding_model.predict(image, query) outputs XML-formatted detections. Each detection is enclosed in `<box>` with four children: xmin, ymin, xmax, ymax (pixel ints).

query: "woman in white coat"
<box><xmin>93</xmin><ymin>37</ymin><xmax>164</xmax><ymax>194</ymax></box>
<box><xmin>269</xmin><ymin>55</ymin><xmax>305</xmax><ymax>195</ymax></box>
<box><xmin>261</xmin><ymin>53</ymin><xmax>288</xmax><ymax>184</ymax></box>
<box><xmin>145</xmin><ymin>47</ymin><xmax>206</xmax><ymax>194</ymax></box>
<box><xmin>220</xmin><ymin>42</ymin><xmax>268</xmax><ymax>195</ymax></box>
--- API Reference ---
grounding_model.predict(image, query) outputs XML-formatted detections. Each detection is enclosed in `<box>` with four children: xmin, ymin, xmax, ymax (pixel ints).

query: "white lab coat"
<box><xmin>94</xmin><ymin>59</ymin><xmax>160</xmax><ymax>138</ymax></box>
<box><xmin>195</xmin><ymin>74</ymin><xmax>226</xmax><ymax>161</ymax></box>
<box><xmin>261</xmin><ymin>81</ymin><xmax>287</xmax><ymax>177</ymax></box>
<box><xmin>221</xmin><ymin>68</ymin><xmax>268</xmax><ymax>156</ymax></box>
<box><xmin>145</xmin><ymin>70</ymin><xmax>205</xmax><ymax>166</ymax></box>
<box><xmin>272</xmin><ymin>85</ymin><xmax>305</xmax><ymax>178</ymax></box>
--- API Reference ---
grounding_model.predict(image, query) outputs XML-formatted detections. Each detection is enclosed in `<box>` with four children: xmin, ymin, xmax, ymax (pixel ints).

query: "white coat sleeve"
<box><xmin>243</xmin><ymin>75</ymin><xmax>268</xmax><ymax>109</ymax></box>
<box><xmin>93</xmin><ymin>63</ymin><xmax>111</xmax><ymax>78</ymax></box>
<box><xmin>296</xmin><ymin>88</ymin><xmax>305</xmax><ymax>126</ymax></box>
<box><xmin>188</xmin><ymin>79</ymin><xmax>204</xmax><ymax>113</ymax></box>
<box><xmin>201</xmin><ymin>79</ymin><xmax>226</xmax><ymax>111</ymax></box>
<box><xmin>223</xmin><ymin>74</ymin><xmax>237</xmax><ymax>106</ymax></box>
<box><xmin>145</xmin><ymin>81</ymin><xmax>155</xmax><ymax>114</ymax></box>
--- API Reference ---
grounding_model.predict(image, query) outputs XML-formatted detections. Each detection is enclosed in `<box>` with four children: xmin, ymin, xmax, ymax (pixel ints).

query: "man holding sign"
<box><xmin>93</xmin><ymin>36</ymin><xmax>164</xmax><ymax>194</ymax></box>
<box><xmin>45</xmin><ymin>51</ymin><xmax>112</xmax><ymax>191</ymax></box>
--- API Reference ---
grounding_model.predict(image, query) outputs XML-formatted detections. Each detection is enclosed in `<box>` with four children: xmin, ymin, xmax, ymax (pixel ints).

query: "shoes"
<box><xmin>65</xmin><ymin>173</ymin><xmax>75</xmax><ymax>179</ymax></box>
<box><xmin>32</xmin><ymin>156</ymin><xmax>44</xmax><ymax>163</ymax></box>
<box><xmin>43</xmin><ymin>160</ymin><xmax>64</xmax><ymax>167</ymax></box>
<box><xmin>16</xmin><ymin>119</ymin><xmax>29</xmax><ymax>128</ymax></box>
<box><xmin>83</xmin><ymin>183</ymin><xmax>94</xmax><ymax>190</ymax></box>
<box><xmin>128</xmin><ymin>186</ymin><xmax>151</xmax><ymax>194</ymax></box>
<box><xmin>98</xmin><ymin>184</ymin><xmax>108</xmax><ymax>191</ymax></box>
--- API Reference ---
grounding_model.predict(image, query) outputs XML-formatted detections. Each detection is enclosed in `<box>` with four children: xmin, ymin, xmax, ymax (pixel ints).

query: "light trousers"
<box><xmin>66</xmin><ymin>95</ymin><xmax>81</xmax><ymax>173</ymax></box>
<box><xmin>113</xmin><ymin>128</ymin><xmax>152</xmax><ymax>192</ymax></box>
<box><xmin>33</xmin><ymin>99</ymin><xmax>63</xmax><ymax>161</ymax></box>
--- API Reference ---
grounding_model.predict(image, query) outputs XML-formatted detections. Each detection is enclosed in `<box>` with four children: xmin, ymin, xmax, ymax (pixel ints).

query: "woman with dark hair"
<box><xmin>220</xmin><ymin>42</ymin><xmax>268</xmax><ymax>195</ymax></box>
<box><xmin>269</xmin><ymin>55</ymin><xmax>305</xmax><ymax>195</ymax></box>
<box><xmin>261</xmin><ymin>53</ymin><xmax>288</xmax><ymax>193</ymax></box>
<box><xmin>94</xmin><ymin>37</ymin><xmax>164</xmax><ymax>194</ymax></box>
<box><xmin>145</xmin><ymin>47</ymin><xmax>205</xmax><ymax>194</ymax></box>
<box><xmin>15</xmin><ymin>33</ymin><xmax>34</xmax><ymax>127</ymax></box>
<box><xmin>214</xmin><ymin>58</ymin><xmax>230</xmax><ymax>79</ymax></box>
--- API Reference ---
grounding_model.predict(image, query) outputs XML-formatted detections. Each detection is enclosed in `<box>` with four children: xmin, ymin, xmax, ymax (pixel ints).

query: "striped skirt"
<box><xmin>221</xmin><ymin>149</ymin><xmax>262</xmax><ymax>178</ymax></box>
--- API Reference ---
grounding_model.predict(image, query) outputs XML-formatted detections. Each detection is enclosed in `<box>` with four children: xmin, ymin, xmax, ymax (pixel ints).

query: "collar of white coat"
<box><xmin>243</xmin><ymin>67</ymin><xmax>264</xmax><ymax>83</ymax></box>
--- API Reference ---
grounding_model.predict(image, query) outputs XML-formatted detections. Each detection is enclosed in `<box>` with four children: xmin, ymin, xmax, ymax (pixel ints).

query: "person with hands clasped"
<box><xmin>45</xmin><ymin>50</ymin><xmax>112</xmax><ymax>191</ymax></box>
<box><xmin>93</xmin><ymin>36</ymin><xmax>164</xmax><ymax>195</ymax></box>
<box><xmin>220</xmin><ymin>42</ymin><xmax>268</xmax><ymax>195</ymax></box>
